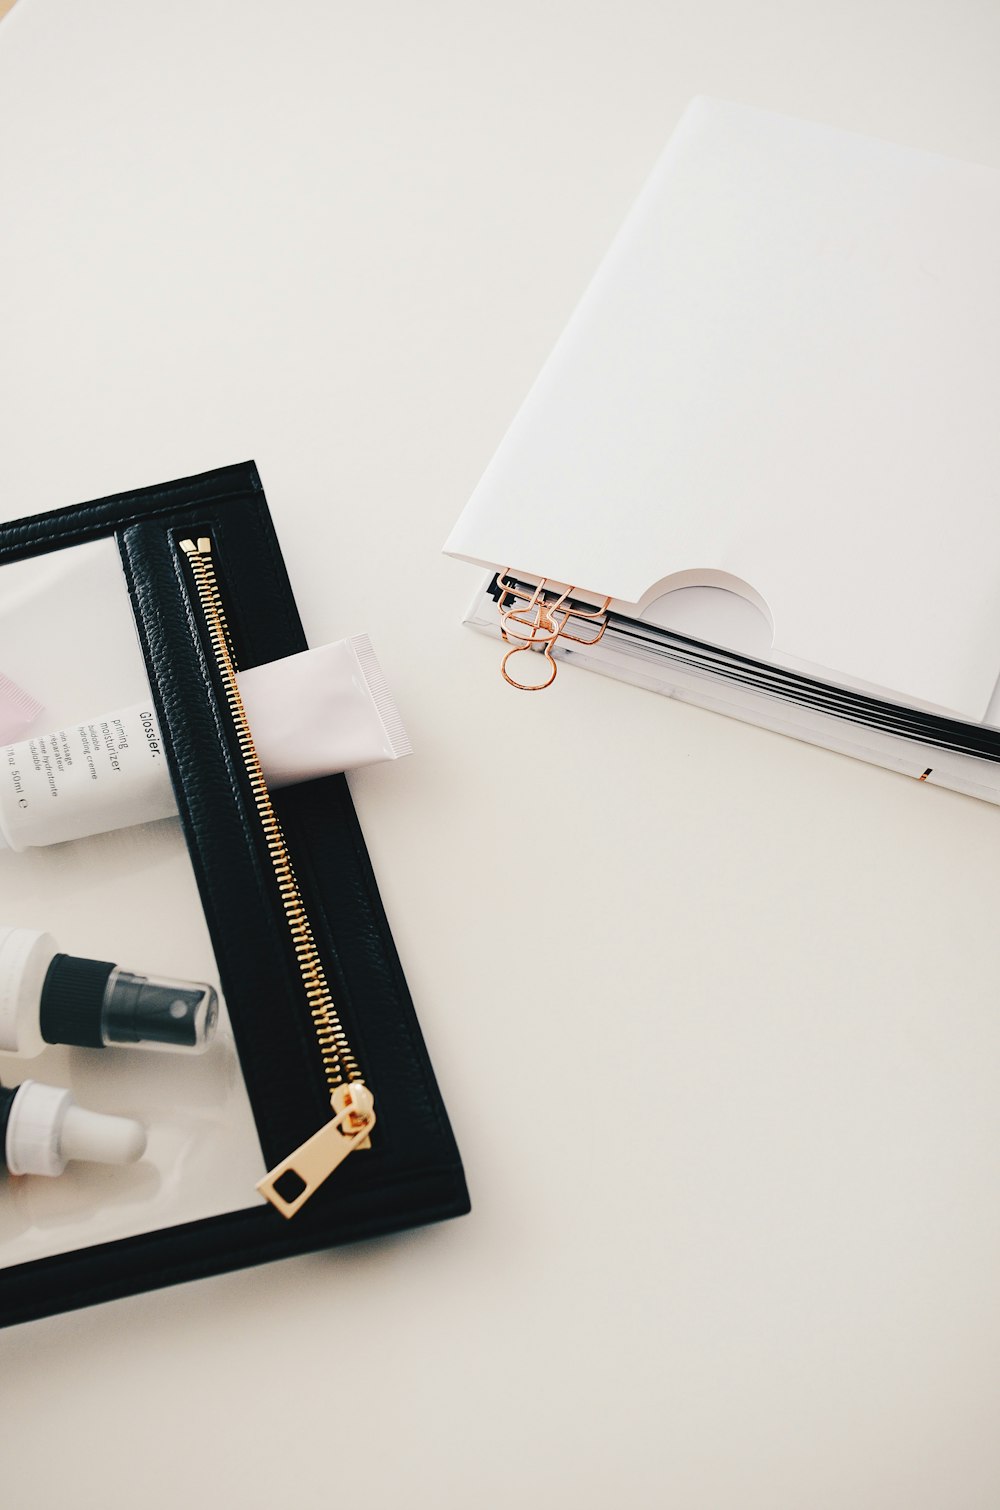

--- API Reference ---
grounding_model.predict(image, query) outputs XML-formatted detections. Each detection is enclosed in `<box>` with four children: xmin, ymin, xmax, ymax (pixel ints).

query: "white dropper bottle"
<box><xmin>0</xmin><ymin>1079</ymin><xmax>146</xmax><ymax>1177</ymax></box>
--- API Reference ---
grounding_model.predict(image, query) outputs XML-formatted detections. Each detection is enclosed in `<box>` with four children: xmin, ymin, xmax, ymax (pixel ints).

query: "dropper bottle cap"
<box><xmin>0</xmin><ymin>1080</ymin><xmax>146</xmax><ymax>1177</ymax></box>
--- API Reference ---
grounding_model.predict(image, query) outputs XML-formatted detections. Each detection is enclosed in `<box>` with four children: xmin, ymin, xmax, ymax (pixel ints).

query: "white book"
<box><xmin>444</xmin><ymin>98</ymin><xmax>1000</xmax><ymax>803</ymax></box>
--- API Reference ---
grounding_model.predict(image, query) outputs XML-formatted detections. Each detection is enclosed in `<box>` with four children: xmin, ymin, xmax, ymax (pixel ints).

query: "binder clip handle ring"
<box><xmin>501</xmin><ymin>641</ymin><xmax>558</xmax><ymax>691</ymax></box>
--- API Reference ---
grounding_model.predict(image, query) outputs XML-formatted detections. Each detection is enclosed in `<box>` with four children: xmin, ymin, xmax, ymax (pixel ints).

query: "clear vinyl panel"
<box><xmin>0</xmin><ymin>537</ymin><xmax>265</xmax><ymax>1267</ymax></box>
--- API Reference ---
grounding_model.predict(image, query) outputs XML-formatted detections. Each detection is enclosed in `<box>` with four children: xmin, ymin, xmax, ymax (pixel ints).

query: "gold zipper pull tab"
<box><xmin>256</xmin><ymin>1085</ymin><xmax>375</xmax><ymax>1219</ymax></box>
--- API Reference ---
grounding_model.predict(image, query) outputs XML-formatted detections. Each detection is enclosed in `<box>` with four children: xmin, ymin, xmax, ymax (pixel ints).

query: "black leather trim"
<box><xmin>0</xmin><ymin>462</ymin><xmax>469</xmax><ymax>1327</ymax></box>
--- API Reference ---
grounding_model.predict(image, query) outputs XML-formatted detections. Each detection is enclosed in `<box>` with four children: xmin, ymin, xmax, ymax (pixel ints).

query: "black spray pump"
<box><xmin>0</xmin><ymin>926</ymin><xmax>219</xmax><ymax>1056</ymax></box>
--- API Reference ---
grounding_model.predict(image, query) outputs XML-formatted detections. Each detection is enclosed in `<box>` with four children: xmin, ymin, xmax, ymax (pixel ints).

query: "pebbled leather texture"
<box><xmin>0</xmin><ymin>462</ymin><xmax>469</xmax><ymax>1326</ymax></box>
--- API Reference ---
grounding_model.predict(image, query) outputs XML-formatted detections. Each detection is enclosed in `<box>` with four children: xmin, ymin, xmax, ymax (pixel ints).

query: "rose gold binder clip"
<box><xmin>496</xmin><ymin>572</ymin><xmax>611</xmax><ymax>690</ymax></box>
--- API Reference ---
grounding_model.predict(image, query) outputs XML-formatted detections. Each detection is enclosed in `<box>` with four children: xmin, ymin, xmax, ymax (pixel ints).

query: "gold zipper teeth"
<box><xmin>179</xmin><ymin>536</ymin><xmax>362</xmax><ymax>1094</ymax></box>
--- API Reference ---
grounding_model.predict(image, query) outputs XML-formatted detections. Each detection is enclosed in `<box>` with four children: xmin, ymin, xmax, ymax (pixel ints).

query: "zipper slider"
<box><xmin>256</xmin><ymin>1084</ymin><xmax>375</xmax><ymax>1219</ymax></box>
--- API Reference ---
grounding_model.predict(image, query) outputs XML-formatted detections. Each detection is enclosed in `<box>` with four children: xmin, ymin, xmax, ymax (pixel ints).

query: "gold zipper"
<box><xmin>179</xmin><ymin>536</ymin><xmax>374</xmax><ymax>1218</ymax></box>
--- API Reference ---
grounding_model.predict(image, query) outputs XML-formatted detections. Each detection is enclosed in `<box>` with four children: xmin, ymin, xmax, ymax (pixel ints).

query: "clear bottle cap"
<box><xmin>40</xmin><ymin>954</ymin><xmax>219</xmax><ymax>1053</ymax></box>
<box><xmin>101</xmin><ymin>969</ymin><xmax>218</xmax><ymax>1051</ymax></box>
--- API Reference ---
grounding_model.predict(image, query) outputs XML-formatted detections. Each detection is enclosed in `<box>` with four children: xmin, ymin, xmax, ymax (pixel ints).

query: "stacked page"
<box><xmin>446</xmin><ymin>98</ymin><xmax>1000</xmax><ymax>800</ymax></box>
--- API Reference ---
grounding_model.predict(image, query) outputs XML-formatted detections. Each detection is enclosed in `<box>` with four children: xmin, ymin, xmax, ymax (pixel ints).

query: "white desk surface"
<box><xmin>2</xmin><ymin>3</ymin><xmax>1000</xmax><ymax>1506</ymax></box>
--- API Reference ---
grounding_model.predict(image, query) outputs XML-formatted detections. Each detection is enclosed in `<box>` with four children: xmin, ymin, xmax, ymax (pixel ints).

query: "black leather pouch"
<box><xmin>0</xmin><ymin>462</ymin><xmax>469</xmax><ymax>1326</ymax></box>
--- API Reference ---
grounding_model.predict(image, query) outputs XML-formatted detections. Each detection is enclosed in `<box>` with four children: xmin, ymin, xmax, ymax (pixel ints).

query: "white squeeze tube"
<box><xmin>0</xmin><ymin>636</ymin><xmax>411</xmax><ymax>853</ymax></box>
